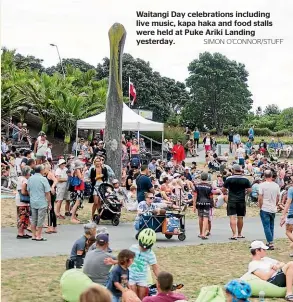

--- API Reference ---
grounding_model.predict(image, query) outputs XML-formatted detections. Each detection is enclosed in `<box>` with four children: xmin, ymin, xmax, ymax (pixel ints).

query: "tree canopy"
<box><xmin>1</xmin><ymin>46</ymin><xmax>292</xmax><ymax>147</ymax></box>
<box><xmin>183</xmin><ymin>52</ymin><xmax>253</xmax><ymax>134</ymax></box>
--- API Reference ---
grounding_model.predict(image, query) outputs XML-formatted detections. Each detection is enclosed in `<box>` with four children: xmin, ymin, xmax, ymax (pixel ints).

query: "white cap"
<box><xmin>57</xmin><ymin>159</ymin><xmax>66</xmax><ymax>166</ymax></box>
<box><xmin>250</xmin><ymin>240</ymin><xmax>269</xmax><ymax>250</ymax></box>
<box><xmin>173</xmin><ymin>173</ymin><xmax>181</xmax><ymax>178</ymax></box>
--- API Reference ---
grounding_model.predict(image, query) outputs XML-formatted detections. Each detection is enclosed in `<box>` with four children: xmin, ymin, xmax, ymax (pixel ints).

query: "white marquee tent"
<box><xmin>76</xmin><ymin>103</ymin><xmax>164</xmax><ymax>156</ymax></box>
<box><xmin>77</xmin><ymin>103</ymin><xmax>164</xmax><ymax>131</ymax></box>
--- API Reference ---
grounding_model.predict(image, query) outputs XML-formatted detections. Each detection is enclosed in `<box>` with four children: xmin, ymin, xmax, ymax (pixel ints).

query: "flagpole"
<box><xmin>128</xmin><ymin>77</ymin><xmax>131</xmax><ymax>108</ymax></box>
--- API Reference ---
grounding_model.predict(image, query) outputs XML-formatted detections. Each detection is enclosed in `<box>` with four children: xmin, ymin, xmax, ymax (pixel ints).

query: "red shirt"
<box><xmin>142</xmin><ymin>292</ymin><xmax>187</xmax><ymax>302</ymax></box>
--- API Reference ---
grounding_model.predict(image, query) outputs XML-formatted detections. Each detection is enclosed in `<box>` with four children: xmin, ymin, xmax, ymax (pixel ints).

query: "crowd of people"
<box><xmin>2</xmin><ymin>121</ymin><xmax>293</xmax><ymax>301</ymax></box>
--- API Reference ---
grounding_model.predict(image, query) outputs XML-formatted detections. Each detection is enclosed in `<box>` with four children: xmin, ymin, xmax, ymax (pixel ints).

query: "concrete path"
<box><xmin>1</xmin><ymin>216</ymin><xmax>286</xmax><ymax>259</ymax></box>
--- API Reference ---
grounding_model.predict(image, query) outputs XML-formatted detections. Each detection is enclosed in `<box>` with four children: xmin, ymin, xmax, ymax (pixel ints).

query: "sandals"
<box><xmin>36</xmin><ymin>238</ymin><xmax>47</xmax><ymax>241</ymax></box>
<box><xmin>237</xmin><ymin>235</ymin><xmax>245</xmax><ymax>239</ymax></box>
<box><xmin>198</xmin><ymin>235</ymin><xmax>208</xmax><ymax>240</ymax></box>
<box><xmin>229</xmin><ymin>237</ymin><xmax>238</xmax><ymax>240</ymax></box>
<box><xmin>286</xmin><ymin>294</ymin><xmax>293</xmax><ymax>301</ymax></box>
<box><xmin>16</xmin><ymin>235</ymin><xmax>30</xmax><ymax>239</ymax></box>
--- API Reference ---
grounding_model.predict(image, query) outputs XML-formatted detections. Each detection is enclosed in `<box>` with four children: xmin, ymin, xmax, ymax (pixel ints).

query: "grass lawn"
<box><xmin>2</xmin><ymin>239</ymin><xmax>291</xmax><ymax>302</ymax></box>
<box><xmin>1</xmin><ymin>197</ymin><xmax>260</xmax><ymax>228</ymax></box>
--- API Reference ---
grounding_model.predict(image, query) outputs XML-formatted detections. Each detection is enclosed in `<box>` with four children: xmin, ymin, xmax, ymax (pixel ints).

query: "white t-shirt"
<box><xmin>236</xmin><ymin>147</ymin><xmax>245</xmax><ymax>159</ymax></box>
<box><xmin>248</xmin><ymin>257</ymin><xmax>278</xmax><ymax>277</ymax></box>
<box><xmin>258</xmin><ymin>181</ymin><xmax>280</xmax><ymax>213</ymax></box>
<box><xmin>205</xmin><ymin>138</ymin><xmax>211</xmax><ymax>146</ymax></box>
<box><xmin>15</xmin><ymin>157</ymin><xmax>22</xmax><ymax>173</ymax></box>
<box><xmin>55</xmin><ymin>167</ymin><xmax>68</xmax><ymax>188</ymax></box>
<box><xmin>15</xmin><ymin>176</ymin><xmax>29</xmax><ymax>206</ymax></box>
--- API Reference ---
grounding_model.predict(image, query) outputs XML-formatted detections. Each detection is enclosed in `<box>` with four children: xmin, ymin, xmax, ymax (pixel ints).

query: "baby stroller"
<box><xmin>93</xmin><ymin>183</ymin><xmax>122</xmax><ymax>226</ymax></box>
<box><xmin>268</xmin><ymin>148</ymin><xmax>278</xmax><ymax>162</ymax></box>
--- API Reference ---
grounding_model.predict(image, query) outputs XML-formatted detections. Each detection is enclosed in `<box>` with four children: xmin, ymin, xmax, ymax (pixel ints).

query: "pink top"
<box><xmin>130</xmin><ymin>144</ymin><xmax>139</xmax><ymax>155</ymax></box>
<box><xmin>142</xmin><ymin>292</ymin><xmax>187</xmax><ymax>302</ymax></box>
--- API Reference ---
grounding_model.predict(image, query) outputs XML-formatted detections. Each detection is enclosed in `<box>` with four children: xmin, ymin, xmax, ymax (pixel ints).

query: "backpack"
<box><xmin>130</xmin><ymin>157</ymin><xmax>140</xmax><ymax>168</ymax></box>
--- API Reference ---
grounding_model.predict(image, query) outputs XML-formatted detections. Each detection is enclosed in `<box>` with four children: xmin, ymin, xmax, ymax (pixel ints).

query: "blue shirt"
<box><xmin>27</xmin><ymin>173</ymin><xmax>51</xmax><ymax>209</ymax></box>
<box><xmin>136</xmin><ymin>175</ymin><xmax>153</xmax><ymax>202</ymax></box>
<box><xmin>129</xmin><ymin>244</ymin><xmax>157</xmax><ymax>281</ymax></box>
<box><xmin>251</xmin><ymin>183</ymin><xmax>259</xmax><ymax>198</ymax></box>
<box><xmin>269</xmin><ymin>141</ymin><xmax>277</xmax><ymax>149</ymax></box>
<box><xmin>107</xmin><ymin>265</ymin><xmax>129</xmax><ymax>297</ymax></box>
<box><xmin>148</xmin><ymin>162</ymin><xmax>156</xmax><ymax>174</ymax></box>
<box><xmin>194</xmin><ymin>131</ymin><xmax>200</xmax><ymax>139</ymax></box>
<box><xmin>248</xmin><ymin>128</ymin><xmax>254</xmax><ymax>138</ymax></box>
<box><xmin>287</xmin><ymin>187</ymin><xmax>293</xmax><ymax>216</ymax></box>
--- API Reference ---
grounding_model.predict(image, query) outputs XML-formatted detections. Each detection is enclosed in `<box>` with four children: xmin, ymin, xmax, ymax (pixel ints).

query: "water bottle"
<box><xmin>259</xmin><ymin>290</ymin><xmax>265</xmax><ymax>301</ymax></box>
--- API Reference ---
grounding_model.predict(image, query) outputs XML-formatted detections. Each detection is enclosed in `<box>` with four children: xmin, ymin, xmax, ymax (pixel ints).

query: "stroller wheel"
<box><xmin>111</xmin><ymin>217</ymin><xmax>120</xmax><ymax>226</ymax></box>
<box><xmin>178</xmin><ymin>233</ymin><xmax>186</xmax><ymax>241</ymax></box>
<box><xmin>93</xmin><ymin>214</ymin><xmax>100</xmax><ymax>225</ymax></box>
<box><xmin>165</xmin><ymin>234</ymin><xmax>173</xmax><ymax>240</ymax></box>
<box><xmin>135</xmin><ymin>233</ymin><xmax>139</xmax><ymax>240</ymax></box>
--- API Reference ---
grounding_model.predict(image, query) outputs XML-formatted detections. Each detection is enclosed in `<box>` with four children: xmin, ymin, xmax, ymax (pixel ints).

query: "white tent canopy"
<box><xmin>77</xmin><ymin>103</ymin><xmax>164</xmax><ymax>132</ymax></box>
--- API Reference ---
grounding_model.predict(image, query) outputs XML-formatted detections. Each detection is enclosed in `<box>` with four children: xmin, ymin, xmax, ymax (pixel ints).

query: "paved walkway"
<box><xmin>1</xmin><ymin>216</ymin><xmax>286</xmax><ymax>259</ymax></box>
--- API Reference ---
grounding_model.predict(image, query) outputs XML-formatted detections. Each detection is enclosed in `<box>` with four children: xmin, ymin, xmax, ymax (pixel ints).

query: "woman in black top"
<box><xmin>90</xmin><ymin>157</ymin><xmax>108</xmax><ymax>220</ymax></box>
<box><xmin>125</xmin><ymin>169</ymin><xmax>134</xmax><ymax>191</ymax></box>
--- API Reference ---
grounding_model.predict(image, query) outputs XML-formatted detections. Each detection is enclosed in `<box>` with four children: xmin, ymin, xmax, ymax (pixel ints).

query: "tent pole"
<box><xmin>75</xmin><ymin>127</ymin><xmax>78</xmax><ymax>157</ymax></box>
<box><xmin>161</xmin><ymin>130</ymin><xmax>164</xmax><ymax>160</ymax></box>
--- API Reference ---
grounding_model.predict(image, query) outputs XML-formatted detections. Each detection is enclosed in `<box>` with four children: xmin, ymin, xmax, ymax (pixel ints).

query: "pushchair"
<box><xmin>135</xmin><ymin>210</ymin><xmax>186</xmax><ymax>241</ymax></box>
<box><xmin>268</xmin><ymin>148</ymin><xmax>278</xmax><ymax>162</ymax></box>
<box><xmin>93</xmin><ymin>183</ymin><xmax>122</xmax><ymax>226</ymax></box>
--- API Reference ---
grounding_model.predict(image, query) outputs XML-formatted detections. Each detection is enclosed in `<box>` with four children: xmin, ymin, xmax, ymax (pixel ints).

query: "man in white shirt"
<box><xmin>248</xmin><ymin>240</ymin><xmax>293</xmax><ymax>301</ymax></box>
<box><xmin>258</xmin><ymin>170</ymin><xmax>280</xmax><ymax>250</ymax></box>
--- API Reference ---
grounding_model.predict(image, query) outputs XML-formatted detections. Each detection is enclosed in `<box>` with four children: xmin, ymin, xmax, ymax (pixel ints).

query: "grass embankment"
<box><xmin>2</xmin><ymin>239</ymin><xmax>291</xmax><ymax>301</ymax></box>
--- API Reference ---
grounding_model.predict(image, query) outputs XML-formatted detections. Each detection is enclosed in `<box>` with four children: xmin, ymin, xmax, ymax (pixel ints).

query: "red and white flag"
<box><xmin>129</xmin><ymin>80</ymin><xmax>137</xmax><ymax>106</ymax></box>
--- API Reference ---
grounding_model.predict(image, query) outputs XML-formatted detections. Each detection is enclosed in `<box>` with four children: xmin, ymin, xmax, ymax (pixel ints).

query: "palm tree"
<box><xmin>51</xmin><ymin>91</ymin><xmax>85</xmax><ymax>152</ymax></box>
<box><xmin>16</xmin><ymin>73</ymin><xmax>62</xmax><ymax>132</ymax></box>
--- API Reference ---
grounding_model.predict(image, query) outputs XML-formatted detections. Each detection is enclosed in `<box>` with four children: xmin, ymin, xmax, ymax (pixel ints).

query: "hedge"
<box><xmin>141</xmin><ymin>126</ymin><xmax>293</xmax><ymax>145</ymax></box>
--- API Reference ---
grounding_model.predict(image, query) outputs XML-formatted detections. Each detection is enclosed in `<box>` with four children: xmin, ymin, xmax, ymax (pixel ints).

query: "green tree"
<box><xmin>184</xmin><ymin>52</ymin><xmax>253</xmax><ymax>134</ymax></box>
<box><xmin>46</xmin><ymin>58</ymin><xmax>95</xmax><ymax>75</ymax></box>
<box><xmin>1</xmin><ymin>49</ymin><xmax>27</xmax><ymax>119</ymax></box>
<box><xmin>51</xmin><ymin>91</ymin><xmax>85</xmax><ymax>151</ymax></box>
<box><xmin>16</xmin><ymin>73</ymin><xmax>63</xmax><ymax>132</ymax></box>
<box><xmin>96</xmin><ymin>54</ymin><xmax>189</xmax><ymax>122</ymax></box>
<box><xmin>263</xmin><ymin>104</ymin><xmax>281</xmax><ymax>116</ymax></box>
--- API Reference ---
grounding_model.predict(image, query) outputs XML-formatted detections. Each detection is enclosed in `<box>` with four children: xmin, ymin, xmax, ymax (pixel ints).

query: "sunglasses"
<box><xmin>148</xmin><ymin>196</ymin><xmax>155</xmax><ymax>199</ymax></box>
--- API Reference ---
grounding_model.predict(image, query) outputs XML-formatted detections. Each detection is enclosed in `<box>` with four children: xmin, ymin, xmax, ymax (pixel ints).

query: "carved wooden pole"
<box><xmin>104</xmin><ymin>23</ymin><xmax>126</xmax><ymax>181</ymax></box>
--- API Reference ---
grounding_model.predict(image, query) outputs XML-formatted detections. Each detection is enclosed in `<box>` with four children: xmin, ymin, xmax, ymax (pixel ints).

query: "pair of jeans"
<box><xmin>112</xmin><ymin>295</ymin><xmax>121</xmax><ymax>302</ymax></box>
<box><xmin>260</xmin><ymin>210</ymin><xmax>275</xmax><ymax>243</ymax></box>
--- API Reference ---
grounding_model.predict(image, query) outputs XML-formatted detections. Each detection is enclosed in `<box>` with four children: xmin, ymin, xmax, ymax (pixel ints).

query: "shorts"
<box><xmin>93</xmin><ymin>181</ymin><xmax>103</xmax><ymax>196</ymax></box>
<box><xmin>205</xmin><ymin>145</ymin><xmax>211</xmax><ymax>152</ymax></box>
<box><xmin>238</xmin><ymin>158</ymin><xmax>245</xmax><ymax>166</ymax></box>
<box><xmin>268</xmin><ymin>271</ymin><xmax>286</xmax><ymax>287</ymax></box>
<box><xmin>31</xmin><ymin>207</ymin><xmax>47</xmax><ymax>227</ymax></box>
<box><xmin>198</xmin><ymin>208</ymin><xmax>210</xmax><ymax>218</ymax></box>
<box><xmin>70</xmin><ymin>191</ymin><xmax>84</xmax><ymax>208</ymax></box>
<box><xmin>36</xmin><ymin>155</ymin><xmax>46</xmax><ymax>160</ymax></box>
<box><xmin>129</xmin><ymin>274</ymin><xmax>148</xmax><ymax>287</ymax></box>
<box><xmin>56</xmin><ymin>184</ymin><xmax>70</xmax><ymax>201</ymax></box>
<box><xmin>286</xmin><ymin>218</ymin><xmax>293</xmax><ymax>225</ymax></box>
<box><xmin>227</xmin><ymin>202</ymin><xmax>246</xmax><ymax>217</ymax></box>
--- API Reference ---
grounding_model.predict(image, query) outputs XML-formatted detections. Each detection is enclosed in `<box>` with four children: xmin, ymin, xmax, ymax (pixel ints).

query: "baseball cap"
<box><xmin>173</xmin><ymin>173</ymin><xmax>181</xmax><ymax>178</ymax></box>
<box><xmin>250</xmin><ymin>240</ymin><xmax>269</xmax><ymax>250</ymax></box>
<box><xmin>96</xmin><ymin>234</ymin><xmax>109</xmax><ymax>245</ymax></box>
<box><xmin>232</xmin><ymin>164</ymin><xmax>242</xmax><ymax>172</ymax></box>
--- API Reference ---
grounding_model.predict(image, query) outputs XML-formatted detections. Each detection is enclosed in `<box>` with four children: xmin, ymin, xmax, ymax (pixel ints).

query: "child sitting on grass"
<box><xmin>106</xmin><ymin>249</ymin><xmax>135</xmax><ymax>302</ymax></box>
